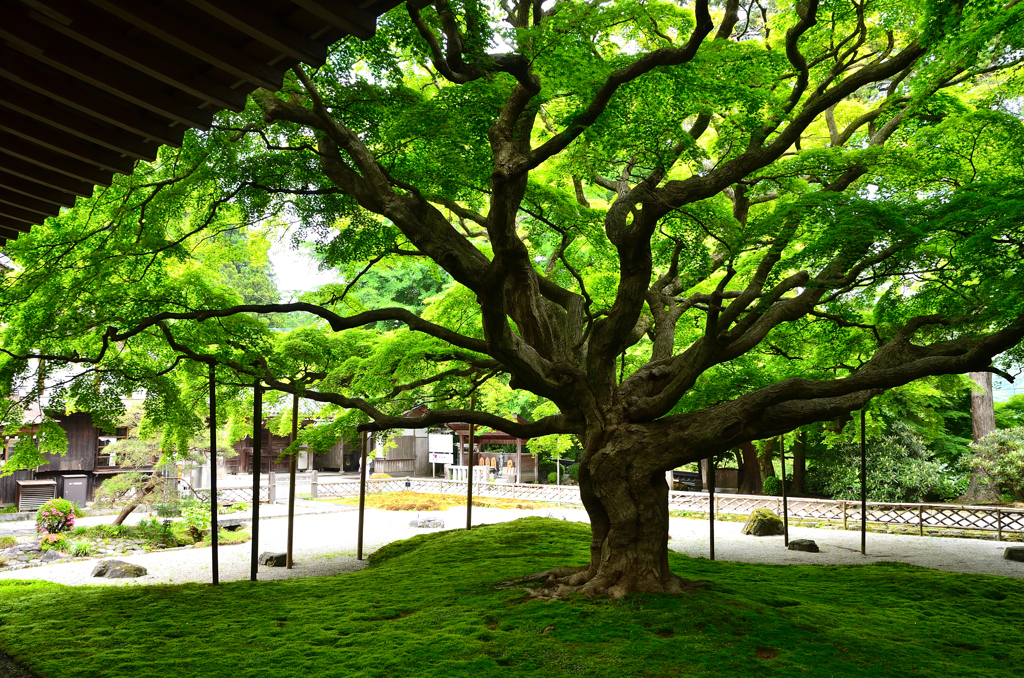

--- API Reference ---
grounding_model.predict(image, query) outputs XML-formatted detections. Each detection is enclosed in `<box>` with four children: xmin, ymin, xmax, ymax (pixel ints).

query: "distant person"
<box><xmin>359</xmin><ymin>455</ymin><xmax>375</xmax><ymax>476</ymax></box>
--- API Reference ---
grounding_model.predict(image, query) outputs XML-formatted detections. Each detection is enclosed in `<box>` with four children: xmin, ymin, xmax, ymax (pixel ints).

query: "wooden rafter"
<box><xmin>0</xmin><ymin>0</ymin><xmax>405</xmax><ymax>242</ymax></box>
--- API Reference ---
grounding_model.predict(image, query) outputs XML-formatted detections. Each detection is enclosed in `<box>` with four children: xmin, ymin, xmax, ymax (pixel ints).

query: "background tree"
<box><xmin>2</xmin><ymin>0</ymin><xmax>1024</xmax><ymax>597</ymax></box>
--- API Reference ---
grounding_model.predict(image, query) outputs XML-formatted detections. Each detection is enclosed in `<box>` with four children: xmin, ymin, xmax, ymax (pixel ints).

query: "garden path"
<box><xmin>0</xmin><ymin>507</ymin><xmax>1020</xmax><ymax>587</ymax></box>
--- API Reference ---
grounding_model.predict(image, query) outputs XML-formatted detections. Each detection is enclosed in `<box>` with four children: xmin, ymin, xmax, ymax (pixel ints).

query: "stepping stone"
<box><xmin>92</xmin><ymin>560</ymin><xmax>147</xmax><ymax>578</ymax></box>
<box><xmin>40</xmin><ymin>550</ymin><xmax>65</xmax><ymax>563</ymax></box>
<box><xmin>788</xmin><ymin>539</ymin><xmax>819</xmax><ymax>553</ymax></box>
<box><xmin>1004</xmin><ymin>547</ymin><xmax>1024</xmax><ymax>563</ymax></box>
<box><xmin>259</xmin><ymin>552</ymin><xmax>287</xmax><ymax>567</ymax></box>
<box><xmin>409</xmin><ymin>518</ymin><xmax>444</xmax><ymax>528</ymax></box>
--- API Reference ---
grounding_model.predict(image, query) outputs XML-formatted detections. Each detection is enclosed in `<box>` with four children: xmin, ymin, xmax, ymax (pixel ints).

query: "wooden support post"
<box><xmin>357</xmin><ymin>431</ymin><xmax>368</xmax><ymax>560</ymax></box>
<box><xmin>997</xmin><ymin>509</ymin><xmax>1003</xmax><ymax>542</ymax></box>
<box><xmin>515</xmin><ymin>437</ymin><xmax>522</xmax><ymax>484</ymax></box>
<box><xmin>860</xmin><ymin>409</ymin><xmax>867</xmax><ymax>556</ymax></box>
<box><xmin>466</xmin><ymin>397</ymin><xmax>475</xmax><ymax>531</ymax></box>
<box><xmin>286</xmin><ymin>391</ymin><xmax>298</xmax><ymax>569</ymax></box>
<box><xmin>780</xmin><ymin>435</ymin><xmax>789</xmax><ymax>547</ymax></box>
<box><xmin>708</xmin><ymin>456</ymin><xmax>715</xmax><ymax>561</ymax></box>
<box><xmin>919</xmin><ymin>505</ymin><xmax>924</xmax><ymax>537</ymax></box>
<box><xmin>310</xmin><ymin>470</ymin><xmax>318</xmax><ymax>499</ymax></box>
<box><xmin>209</xmin><ymin>363</ymin><xmax>219</xmax><ymax>585</ymax></box>
<box><xmin>842</xmin><ymin>501</ymin><xmax>847</xmax><ymax>531</ymax></box>
<box><xmin>250</xmin><ymin>377</ymin><xmax>262</xmax><ymax>582</ymax></box>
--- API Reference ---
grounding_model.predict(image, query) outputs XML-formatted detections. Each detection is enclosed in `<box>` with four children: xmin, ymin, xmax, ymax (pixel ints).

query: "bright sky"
<box><xmin>267</xmin><ymin>224</ymin><xmax>341</xmax><ymax>298</ymax></box>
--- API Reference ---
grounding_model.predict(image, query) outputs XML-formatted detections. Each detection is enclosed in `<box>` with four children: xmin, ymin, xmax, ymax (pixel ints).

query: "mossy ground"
<box><xmin>0</xmin><ymin>517</ymin><xmax>1021</xmax><ymax>677</ymax></box>
<box><xmin>328</xmin><ymin>491</ymin><xmax>550</xmax><ymax>511</ymax></box>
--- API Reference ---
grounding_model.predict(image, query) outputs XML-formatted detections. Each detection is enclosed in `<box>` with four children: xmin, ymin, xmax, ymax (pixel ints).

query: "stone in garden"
<box><xmin>1004</xmin><ymin>547</ymin><xmax>1024</xmax><ymax>563</ymax></box>
<box><xmin>40</xmin><ymin>550</ymin><xmax>65</xmax><ymax>563</ymax></box>
<box><xmin>742</xmin><ymin>509</ymin><xmax>785</xmax><ymax>537</ymax></box>
<box><xmin>92</xmin><ymin>560</ymin><xmax>147</xmax><ymax>578</ymax></box>
<box><xmin>21</xmin><ymin>543</ymin><xmax>40</xmax><ymax>553</ymax></box>
<box><xmin>409</xmin><ymin>518</ymin><xmax>444</xmax><ymax>528</ymax></box>
<box><xmin>259</xmin><ymin>552</ymin><xmax>287</xmax><ymax>567</ymax></box>
<box><xmin>788</xmin><ymin>539</ymin><xmax>819</xmax><ymax>553</ymax></box>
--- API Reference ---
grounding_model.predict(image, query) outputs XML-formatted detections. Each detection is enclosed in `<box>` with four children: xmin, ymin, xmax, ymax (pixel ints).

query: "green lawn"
<box><xmin>0</xmin><ymin>517</ymin><xmax>1021</xmax><ymax>677</ymax></box>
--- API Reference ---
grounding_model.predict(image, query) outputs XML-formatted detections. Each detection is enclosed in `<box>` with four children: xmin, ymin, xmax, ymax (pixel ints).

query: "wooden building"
<box><xmin>1</xmin><ymin>412</ymin><xmax>135</xmax><ymax>506</ymax></box>
<box><xmin>230</xmin><ymin>424</ymin><xmax>351</xmax><ymax>475</ymax></box>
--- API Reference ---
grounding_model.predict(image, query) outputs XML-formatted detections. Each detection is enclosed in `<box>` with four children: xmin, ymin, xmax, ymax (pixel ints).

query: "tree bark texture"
<box><xmin>791</xmin><ymin>430</ymin><xmax>807</xmax><ymax>496</ymax></box>
<box><xmin>541</xmin><ymin>427</ymin><xmax>686</xmax><ymax>597</ymax></box>
<box><xmin>960</xmin><ymin>371</ymin><xmax>1000</xmax><ymax>504</ymax></box>
<box><xmin>738</xmin><ymin>442</ymin><xmax>762</xmax><ymax>494</ymax></box>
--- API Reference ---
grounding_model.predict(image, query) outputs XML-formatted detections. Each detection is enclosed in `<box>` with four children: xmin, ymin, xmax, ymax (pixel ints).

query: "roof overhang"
<box><xmin>0</xmin><ymin>0</ymin><xmax>403</xmax><ymax>245</ymax></box>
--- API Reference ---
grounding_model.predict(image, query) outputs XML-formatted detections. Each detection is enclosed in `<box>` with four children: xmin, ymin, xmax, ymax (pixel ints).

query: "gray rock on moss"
<box><xmin>788</xmin><ymin>539</ymin><xmax>819</xmax><ymax>553</ymax></box>
<box><xmin>742</xmin><ymin>509</ymin><xmax>785</xmax><ymax>537</ymax></box>
<box><xmin>92</xmin><ymin>560</ymin><xmax>147</xmax><ymax>578</ymax></box>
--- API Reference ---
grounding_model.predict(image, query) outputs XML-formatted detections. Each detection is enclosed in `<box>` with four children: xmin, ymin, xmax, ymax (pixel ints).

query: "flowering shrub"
<box><xmin>36</xmin><ymin>498</ymin><xmax>77</xmax><ymax>534</ymax></box>
<box><xmin>40</xmin><ymin>533</ymin><xmax>68</xmax><ymax>551</ymax></box>
<box><xmin>369</xmin><ymin>473</ymin><xmax>392</xmax><ymax>479</ymax></box>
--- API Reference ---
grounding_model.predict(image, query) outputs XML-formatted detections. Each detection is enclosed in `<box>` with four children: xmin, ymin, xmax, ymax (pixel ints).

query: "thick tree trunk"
<box><xmin>791</xmin><ymin>430</ymin><xmax>807</xmax><ymax>496</ymax></box>
<box><xmin>737</xmin><ymin>442</ymin><xmax>761</xmax><ymax>494</ymax></box>
<box><xmin>960</xmin><ymin>371</ymin><xmax>1000</xmax><ymax>504</ymax></box>
<box><xmin>536</xmin><ymin>431</ymin><xmax>692</xmax><ymax>598</ymax></box>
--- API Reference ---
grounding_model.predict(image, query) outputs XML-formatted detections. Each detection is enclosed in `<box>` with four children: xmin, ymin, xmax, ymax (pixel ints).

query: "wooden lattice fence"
<box><xmin>201</xmin><ymin>476</ymin><xmax>1024</xmax><ymax>540</ymax></box>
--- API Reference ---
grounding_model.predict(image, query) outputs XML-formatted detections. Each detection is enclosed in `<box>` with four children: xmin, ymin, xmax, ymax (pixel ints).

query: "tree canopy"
<box><xmin>2</xmin><ymin>0</ymin><xmax>1024</xmax><ymax>596</ymax></box>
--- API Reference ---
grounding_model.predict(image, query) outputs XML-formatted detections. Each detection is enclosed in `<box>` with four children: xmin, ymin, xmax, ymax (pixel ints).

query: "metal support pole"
<box><xmin>466</xmin><ymin>397</ymin><xmax>475</xmax><ymax>530</ymax></box>
<box><xmin>780</xmin><ymin>435</ymin><xmax>788</xmax><ymax>547</ymax></box>
<box><xmin>209</xmin><ymin>363</ymin><xmax>219</xmax><ymax>585</ymax></box>
<box><xmin>708</xmin><ymin>456</ymin><xmax>716</xmax><ymax>561</ymax></box>
<box><xmin>860</xmin><ymin>409</ymin><xmax>867</xmax><ymax>556</ymax></box>
<box><xmin>357</xmin><ymin>431</ymin><xmax>367</xmax><ymax>560</ymax></box>
<box><xmin>286</xmin><ymin>391</ymin><xmax>298</xmax><ymax>569</ymax></box>
<box><xmin>250</xmin><ymin>378</ymin><xmax>262</xmax><ymax>582</ymax></box>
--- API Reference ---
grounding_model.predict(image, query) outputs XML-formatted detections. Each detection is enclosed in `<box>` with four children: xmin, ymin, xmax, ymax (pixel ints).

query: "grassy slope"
<box><xmin>0</xmin><ymin>518</ymin><xmax>1020</xmax><ymax>678</ymax></box>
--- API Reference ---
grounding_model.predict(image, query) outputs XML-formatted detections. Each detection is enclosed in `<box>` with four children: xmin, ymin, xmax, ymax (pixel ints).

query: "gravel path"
<box><xmin>0</xmin><ymin>506</ymin><xmax>1020</xmax><ymax>587</ymax></box>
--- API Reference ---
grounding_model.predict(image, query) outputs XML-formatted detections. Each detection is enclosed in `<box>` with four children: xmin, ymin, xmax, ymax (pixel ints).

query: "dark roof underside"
<box><xmin>0</xmin><ymin>0</ymin><xmax>402</xmax><ymax>245</ymax></box>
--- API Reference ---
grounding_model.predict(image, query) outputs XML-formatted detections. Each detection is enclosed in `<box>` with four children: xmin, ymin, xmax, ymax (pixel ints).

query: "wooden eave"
<box><xmin>0</xmin><ymin>0</ymin><xmax>403</xmax><ymax>245</ymax></box>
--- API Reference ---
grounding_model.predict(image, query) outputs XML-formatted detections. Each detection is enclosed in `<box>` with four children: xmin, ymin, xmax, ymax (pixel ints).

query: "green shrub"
<box><xmin>972</xmin><ymin>427</ymin><xmax>1024</xmax><ymax>501</ymax></box>
<box><xmin>36</xmin><ymin>498</ymin><xmax>77</xmax><ymax>534</ymax></box>
<box><xmin>219</xmin><ymin>502</ymin><xmax>249</xmax><ymax>514</ymax></box>
<box><xmin>180</xmin><ymin>499</ymin><xmax>210</xmax><ymax>539</ymax></box>
<box><xmin>566</xmin><ymin>463</ymin><xmax>581</xmax><ymax>482</ymax></box>
<box><xmin>547</xmin><ymin>472</ymin><xmax>558</xmax><ymax>484</ymax></box>
<box><xmin>0</xmin><ymin>536</ymin><xmax>17</xmax><ymax>549</ymax></box>
<box><xmin>762</xmin><ymin>476</ymin><xmax>782</xmax><ymax>496</ymax></box>
<box><xmin>68</xmin><ymin>540</ymin><xmax>93</xmax><ymax>557</ymax></box>
<box><xmin>805</xmin><ymin>422</ymin><xmax>947</xmax><ymax>502</ymax></box>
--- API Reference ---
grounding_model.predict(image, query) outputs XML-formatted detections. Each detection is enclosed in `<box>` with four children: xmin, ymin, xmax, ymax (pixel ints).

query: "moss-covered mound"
<box><xmin>0</xmin><ymin>518</ymin><xmax>1021</xmax><ymax>677</ymax></box>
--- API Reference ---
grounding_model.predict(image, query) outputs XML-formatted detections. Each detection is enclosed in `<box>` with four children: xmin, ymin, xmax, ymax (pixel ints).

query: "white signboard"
<box><xmin>428</xmin><ymin>434</ymin><xmax>454</xmax><ymax>453</ymax></box>
<box><xmin>429</xmin><ymin>452</ymin><xmax>454</xmax><ymax>464</ymax></box>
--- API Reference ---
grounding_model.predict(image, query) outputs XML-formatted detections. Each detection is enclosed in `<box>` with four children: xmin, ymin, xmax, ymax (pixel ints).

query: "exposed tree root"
<box><xmin>497</xmin><ymin>566</ymin><xmax>708</xmax><ymax>600</ymax></box>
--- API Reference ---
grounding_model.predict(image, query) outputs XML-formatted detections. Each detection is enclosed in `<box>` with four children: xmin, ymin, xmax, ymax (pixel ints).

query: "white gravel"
<box><xmin>0</xmin><ymin>506</ymin><xmax>1020</xmax><ymax>587</ymax></box>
